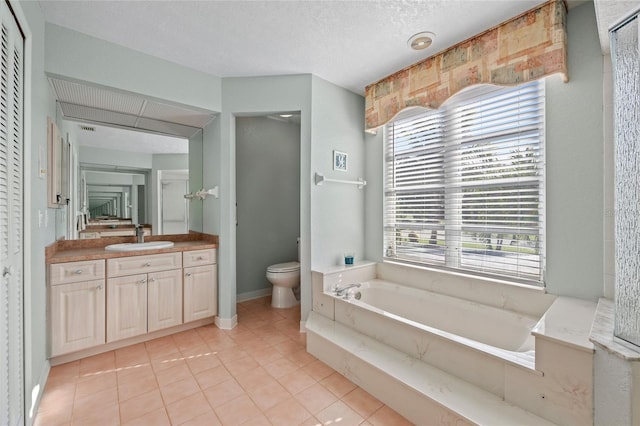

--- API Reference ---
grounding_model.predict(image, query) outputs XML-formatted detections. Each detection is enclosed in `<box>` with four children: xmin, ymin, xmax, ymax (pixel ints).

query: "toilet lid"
<box><xmin>267</xmin><ymin>262</ymin><xmax>300</xmax><ymax>273</ymax></box>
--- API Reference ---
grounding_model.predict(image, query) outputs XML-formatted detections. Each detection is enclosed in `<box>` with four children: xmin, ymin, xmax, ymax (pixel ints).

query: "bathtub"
<box><xmin>342</xmin><ymin>279</ymin><xmax>539</xmax><ymax>354</ymax></box>
<box><xmin>325</xmin><ymin>278</ymin><xmax>546</xmax><ymax>397</ymax></box>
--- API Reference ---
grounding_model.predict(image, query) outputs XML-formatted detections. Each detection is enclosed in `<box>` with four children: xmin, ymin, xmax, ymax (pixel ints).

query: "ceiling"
<box><xmin>39</xmin><ymin>0</ymin><xmax>557</xmax><ymax>95</ymax></box>
<box><xmin>593</xmin><ymin>0</ymin><xmax>640</xmax><ymax>53</ymax></box>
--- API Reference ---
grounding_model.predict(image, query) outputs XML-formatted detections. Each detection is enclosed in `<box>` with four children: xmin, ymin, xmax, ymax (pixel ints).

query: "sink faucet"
<box><xmin>334</xmin><ymin>283</ymin><xmax>361</xmax><ymax>296</ymax></box>
<box><xmin>135</xmin><ymin>225</ymin><xmax>145</xmax><ymax>243</ymax></box>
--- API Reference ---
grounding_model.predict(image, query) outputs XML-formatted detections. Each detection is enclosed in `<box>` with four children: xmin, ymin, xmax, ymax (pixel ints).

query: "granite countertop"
<box><xmin>46</xmin><ymin>232</ymin><xmax>218</xmax><ymax>264</ymax></box>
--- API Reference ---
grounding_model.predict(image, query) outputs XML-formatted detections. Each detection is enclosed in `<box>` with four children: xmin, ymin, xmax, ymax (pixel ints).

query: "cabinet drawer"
<box><xmin>50</xmin><ymin>259</ymin><xmax>106</xmax><ymax>285</ymax></box>
<box><xmin>107</xmin><ymin>252</ymin><xmax>182</xmax><ymax>277</ymax></box>
<box><xmin>183</xmin><ymin>249</ymin><xmax>217</xmax><ymax>267</ymax></box>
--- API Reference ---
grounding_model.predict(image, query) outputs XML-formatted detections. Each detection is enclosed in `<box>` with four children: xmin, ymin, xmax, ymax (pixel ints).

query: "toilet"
<box><xmin>266</xmin><ymin>239</ymin><xmax>300</xmax><ymax>308</ymax></box>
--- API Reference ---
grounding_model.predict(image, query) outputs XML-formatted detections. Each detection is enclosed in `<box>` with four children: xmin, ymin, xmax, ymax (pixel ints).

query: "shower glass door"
<box><xmin>612</xmin><ymin>13</ymin><xmax>640</xmax><ymax>348</ymax></box>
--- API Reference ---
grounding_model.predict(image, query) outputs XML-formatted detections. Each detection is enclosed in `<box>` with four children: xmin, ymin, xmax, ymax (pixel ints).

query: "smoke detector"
<box><xmin>408</xmin><ymin>32</ymin><xmax>435</xmax><ymax>50</ymax></box>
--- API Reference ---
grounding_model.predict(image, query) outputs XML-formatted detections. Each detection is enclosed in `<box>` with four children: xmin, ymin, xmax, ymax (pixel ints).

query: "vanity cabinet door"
<box><xmin>148</xmin><ymin>269</ymin><xmax>183</xmax><ymax>332</ymax></box>
<box><xmin>50</xmin><ymin>279</ymin><xmax>105</xmax><ymax>356</ymax></box>
<box><xmin>183</xmin><ymin>264</ymin><xmax>217</xmax><ymax>322</ymax></box>
<box><xmin>107</xmin><ymin>274</ymin><xmax>147</xmax><ymax>342</ymax></box>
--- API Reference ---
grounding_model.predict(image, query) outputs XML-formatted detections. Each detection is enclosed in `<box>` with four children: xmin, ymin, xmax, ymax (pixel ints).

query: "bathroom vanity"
<box><xmin>45</xmin><ymin>233</ymin><xmax>218</xmax><ymax>365</ymax></box>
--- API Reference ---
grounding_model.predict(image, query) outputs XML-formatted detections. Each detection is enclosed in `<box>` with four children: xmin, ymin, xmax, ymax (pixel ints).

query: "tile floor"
<box><xmin>35</xmin><ymin>296</ymin><xmax>413</xmax><ymax>425</ymax></box>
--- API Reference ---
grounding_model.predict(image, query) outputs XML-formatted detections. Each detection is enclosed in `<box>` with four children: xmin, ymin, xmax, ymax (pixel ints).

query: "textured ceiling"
<box><xmin>593</xmin><ymin>0</ymin><xmax>640</xmax><ymax>53</ymax></box>
<box><xmin>38</xmin><ymin>0</ymin><xmax>548</xmax><ymax>95</ymax></box>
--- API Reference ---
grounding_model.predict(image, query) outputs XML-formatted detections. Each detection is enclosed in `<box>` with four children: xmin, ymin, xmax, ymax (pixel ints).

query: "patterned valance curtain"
<box><xmin>365</xmin><ymin>0</ymin><xmax>568</xmax><ymax>132</ymax></box>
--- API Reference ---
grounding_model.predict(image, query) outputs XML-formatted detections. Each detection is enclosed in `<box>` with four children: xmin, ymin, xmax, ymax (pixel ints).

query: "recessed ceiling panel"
<box><xmin>142</xmin><ymin>101</ymin><xmax>215</xmax><ymax>128</ymax></box>
<box><xmin>59</xmin><ymin>102</ymin><xmax>139</xmax><ymax>127</ymax></box>
<box><xmin>50</xmin><ymin>78</ymin><xmax>144</xmax><ymax>115</ymax></box>
<box><xmin>135</xmin><ymin>117</ymin><xmax>200</xmax><ymax>139</ymax></box>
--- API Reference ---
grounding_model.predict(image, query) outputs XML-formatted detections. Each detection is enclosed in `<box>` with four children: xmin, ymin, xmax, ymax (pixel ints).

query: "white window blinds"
<box><xmin>384</xmin><ymin>81</ymin><xmax>545</xmax><ymax>284</ymax></box>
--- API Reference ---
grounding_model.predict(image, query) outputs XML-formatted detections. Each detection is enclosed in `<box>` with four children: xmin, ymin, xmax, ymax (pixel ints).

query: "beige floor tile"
<box><xmin>342</xmin><ymin>387</ymin><xmax>384</xmax><ymax>419</ymax></box>
<box><xmin>294</xmin><ymin>382</ymin><xmax>339</xmax><ymax>415</ymax></box>
<box><xmin>121</xmin><ymin>407</ymin><xmax>171</xmax><ymax>426</ymax></box>
<box><xmin>33</xmin><ymin>402</ymin><xmax>73</xmax><ymax>426</ymax></box>
<box><xmin>185</xmin><ymin>350</ymin><xmax>222</xmax><ymax>375</ymax></box>
<box><xmin>74</xmin><ymin>371</ymin><xmax>117</xmax><ymax>399</ymax></box>
<box><xmin>320</xmin><ymin>371</ymin><xmax>358</xmax><ymax>398</ymax></box>
<box><xmin>36</xmin><ymin>297</ymin><xmax>413</xmax><ymax>426</ymax></box>
<box><xmin>316</xmin><ymin>400</ymin><xmax>364</xmax><ymax>426</ymax></box>
<box><xmin>155</xmin><ymin>361</ymin><xmax>193</xmax><ymax>387</ymax></box>
<box><xmin>78</xmin><ymin>351</ymin><xmax>116</xmax><ymax>377</ymax></box>
<box><xmin>263</xmin><ymin>396</ymin><xmax>312</xmax><ymax>425</ymax></box>
<box><xmin>165</xmin><ymin>391</ymin><xmax>212</xmax><ymax>425</ymax></box>
<box><xmin>119</xmin><ymin>388</ymin><xmax>165</xmax><ymax>423</ymax></box>
<box><xmin>223</xmin><ymin>354</ymin><xmax>260</xmax><ymax>376</ymax></box>
<box><xmin>302</xmin><ymin>359</ymin><xmax>335</xmax><ymax>381</ymax></box>
<box><xmin>159</xmin><ymin>375</ymin><xmax>200</xmax><ymax>404</ymax></box>
<box><xmin>263</xmin><ymin>356</ymin><xmax>299</xmax><ymax>378</ymax></box>
<box><xmin>234</xmin><ymin>366</ymin><xmax>276</xmax><ymax>390</ymax></box>
<box><xmin>214</xmin><ymin>394</ymin><xmax>263</xmax><ymax>426</ymax></box>
<box><xmin>368</xmin><ymin>405</ymin><xmax>414</xmax><ymax>426</ymax></box>
<box><xmin>277</xmin><ymin>369</ymin><xmax>316</xmax><ymax>395</ymax></box>
<box><xmin>72</xmin><ymin>400</ymin><xmax>119</xmax><ymax>425</ymax></box>
<box><xmin>250</xmin><ymin>349</ymin><xmax>283</xmax><ymax>367</ymax></box>
<box><xmin>194</xmin><ymin>364</ymin><xmax>233</xmax><ymax>390</ymax></box>
<box><xmin>247</xmin><ymin>380</ymin><xmax>291</xmax><ymax>411</ymax></box>
<box><xmin>203</xmin><ymin>378</ymin><xmax>246</xmax><ymax>408</ymax></box>
<box><xmin>180</xmin><ymin>410</ymin><xmax>223</xmax><ymax>426</ymax></box>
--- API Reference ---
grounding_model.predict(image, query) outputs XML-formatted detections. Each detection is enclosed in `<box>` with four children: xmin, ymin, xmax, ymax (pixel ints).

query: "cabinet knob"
<box><xmin>74</xmin><ymin>269</ymin><xmax>83</xmax><ymax>274</ymax></box>
<box><xmin>185</xmin><ymin>272</ymin><xmax>192</xmax><ymax>277</ymax></box>
<box><xmin>197</xmin><ymin>256</ymin><xmax>204</xmax><ymax>260</ymax></box>
<box><xmin>149</xmin><ymin>278</ymin><xmax>155</xmax><ymax>282</ymax></box>
<box><xmin>144</xmin><ymin>262</ymin><xmax>151</xmax><ymax>267</ymax></box>
<box><xmin>138</xmin><ymin>279</ymin><xmax>146</xmax><ymax>284</ymax></box>
<box><xmin>96</xmin><ymin>284</ymin><xmax>103</xmax><ymax>290</ymax></box>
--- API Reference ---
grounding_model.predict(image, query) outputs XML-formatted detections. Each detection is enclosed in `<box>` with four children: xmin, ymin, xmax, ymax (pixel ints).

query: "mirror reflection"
<box><xmin>71</xmin><ymin>123</ymin><xmax>193</xmax><ymax>240</ymax></box>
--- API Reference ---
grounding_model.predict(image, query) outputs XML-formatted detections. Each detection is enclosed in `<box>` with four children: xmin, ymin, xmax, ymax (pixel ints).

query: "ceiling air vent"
<box><xmin>80</xmin><ymin>125</ymin><xmax>96</xmax><ymax>132</ymax></box>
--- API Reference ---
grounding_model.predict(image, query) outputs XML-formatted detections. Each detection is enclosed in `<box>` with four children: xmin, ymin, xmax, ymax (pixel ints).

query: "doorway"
<box><xmin>159</xmin><ymin>170</ymin><xmax>189</xmax><ymax>234</ymax></box>
<box><xmin>235</xmin><ymin>114</ymin><xmax>301</xmax><ymax>301</ymax></box>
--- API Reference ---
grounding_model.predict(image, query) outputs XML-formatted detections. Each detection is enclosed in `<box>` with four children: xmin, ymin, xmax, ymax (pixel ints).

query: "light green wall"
<box><xmin>14</xmin><ymin>1</ymin><xmax>58</xmax><ymax>423</ymax></box>
<box><xmin>545</xmin><ymin>2</ymin><xmax>604</xmax><ymax>300</ymax></box>
<box><xmin>310</xmin><ymin>76</ymin><xmax>366</xmax><ymax>269</ymax></box>
<box><xmin>44</xmin><ymin>23</ymin><xmax>222</xmax><ymax>112</ymax></box>
<box><xmin>218</xmin><ymin>74</ymin><xmax>312</xmax><ymax>323</ymax></box>
<box><xmin>79</xmin><ymin>146</ymin><xmax>153</xmax><ymax>169</ymax></box>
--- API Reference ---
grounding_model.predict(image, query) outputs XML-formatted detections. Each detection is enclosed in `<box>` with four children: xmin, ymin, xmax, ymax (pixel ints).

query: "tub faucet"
<box><xmin>334</xmin><ymin>283</ymin><xmax>361</xmax><ymax>296</ymax></box>
<box><xmin>135</xmin><ymin>225</ymin><xmax>145</xmax><ymax>243</ymax></box>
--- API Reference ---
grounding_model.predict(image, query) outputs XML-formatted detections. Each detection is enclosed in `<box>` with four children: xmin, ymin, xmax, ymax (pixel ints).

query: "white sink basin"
<box><xmin>105</xmin><ymin>241</ymin><xmax>175</xmax><ymax>252</ymax></box>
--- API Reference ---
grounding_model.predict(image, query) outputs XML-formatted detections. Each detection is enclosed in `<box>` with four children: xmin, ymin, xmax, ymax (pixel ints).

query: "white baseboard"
<box><xmin>300</xmin><ymin>320</ymin><xmax>307</xmax><ymax>333</ymax></box>
<box><xmin>215</xmin><ymin>315</ymin><xmax>238</xmax><ymax>330</ymax></box>
<box><xmin>236</xmin><ymin>288</ymin><xmax>272</xmax><ymax>302</ymax></box>
<box><xmin>28</xmin><ymin>360</ymin><xmax>51</xmax><ymax>425</ymax></box>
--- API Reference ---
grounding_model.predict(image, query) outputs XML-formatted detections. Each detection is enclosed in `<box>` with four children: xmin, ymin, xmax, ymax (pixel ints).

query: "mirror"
<box><xmin>47</xmin><ymin>76</ymin><xmax>216</xmax><ymax>241</ymax></box>
<box><xmin>71</xmin><ymin>123</ymin><xmax>195</xmax><ymax>240</ymax></box>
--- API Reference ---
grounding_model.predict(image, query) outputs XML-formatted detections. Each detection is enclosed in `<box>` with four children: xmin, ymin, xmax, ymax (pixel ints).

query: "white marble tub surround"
<box><xmin>307</xmin><ymin>261</ymin><xmax>599</xmax><ymax>425</ymax></box>
<box><xmin>590</xmin><ymin>298</ymin><xmax>640</xmax><ymax>425</ymax></box>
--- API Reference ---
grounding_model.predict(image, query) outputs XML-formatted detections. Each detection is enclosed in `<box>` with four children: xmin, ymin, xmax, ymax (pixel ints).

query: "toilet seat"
<box><xmin>267</xmin><ymin>261</ymin><xmax>300</xmax><ymax>273</ymax></box>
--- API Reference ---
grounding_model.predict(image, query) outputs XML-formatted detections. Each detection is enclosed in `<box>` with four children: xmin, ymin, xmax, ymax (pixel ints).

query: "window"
<box><xmin>384</xmin><ymin>81</ymin><xmax>545</xmax><ymax>284</ymax></box>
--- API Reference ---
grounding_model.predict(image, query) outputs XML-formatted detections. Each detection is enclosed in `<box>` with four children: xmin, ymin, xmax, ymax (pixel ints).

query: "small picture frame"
<box><xmin>333</xmin><ymin>150</ymin><xmax>348</xmax><ymax>172</ymax></box>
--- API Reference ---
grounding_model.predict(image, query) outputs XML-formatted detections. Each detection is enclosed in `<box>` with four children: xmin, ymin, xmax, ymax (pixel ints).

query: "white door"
<box><xmin>160</xmin><ymin>178</ymin><xmax>188</xmax><ymax>234</ymax></box>
<box><xmin>0</xmin><ymin>2</ymin><xmax>24</xmax><ymax>424</ymax></box>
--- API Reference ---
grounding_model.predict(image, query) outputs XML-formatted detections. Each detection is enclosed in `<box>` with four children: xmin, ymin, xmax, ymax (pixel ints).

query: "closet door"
<box><xmin>0</xmin><ymin>1</ymin><xmax>24</xmax><ymax>424</ymax></box>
